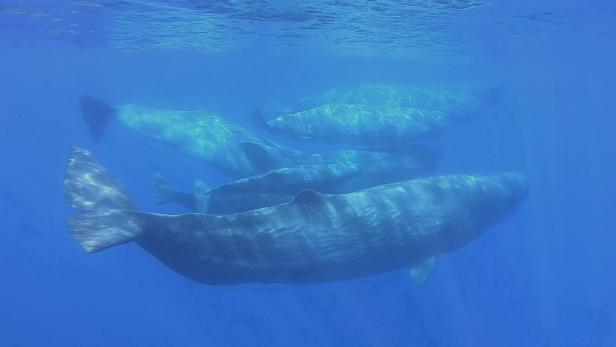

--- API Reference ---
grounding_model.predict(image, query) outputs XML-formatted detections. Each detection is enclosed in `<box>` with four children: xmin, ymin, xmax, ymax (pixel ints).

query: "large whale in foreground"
<box><xmin>65</xmin><ymin>147</ymin><xmax>527</xmax><ymax>285</ymax></box>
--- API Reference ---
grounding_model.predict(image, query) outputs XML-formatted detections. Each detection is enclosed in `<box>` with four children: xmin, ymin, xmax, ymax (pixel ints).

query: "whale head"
<box><xmin>422</xmin><ymin>172</ymin><xmax>528</xmax><ymax>253</ymax></box>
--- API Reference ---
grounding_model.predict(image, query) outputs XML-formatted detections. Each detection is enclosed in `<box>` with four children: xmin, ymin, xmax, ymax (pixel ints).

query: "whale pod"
<box><xmin>81</xmin><ymin>96</ymin><xmax>440</xmax><ymax>178</ymax></box>
<box><xmin>65</xmin><ymin>147</ymin><xmax>527</xmax><ymax>285</ymax></box>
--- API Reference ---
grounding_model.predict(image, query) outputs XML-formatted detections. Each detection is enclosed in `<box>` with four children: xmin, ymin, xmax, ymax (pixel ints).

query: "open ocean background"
<box><xmin>0</xmin><ymin>1</ymin><xmax>615</xmax><ymax>346</ymax></box>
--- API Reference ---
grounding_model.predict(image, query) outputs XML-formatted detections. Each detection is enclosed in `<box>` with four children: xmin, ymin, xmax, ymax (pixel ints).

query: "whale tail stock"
<box><xmin>65</xmin><ymin>146</ymin><xmax>144</xmax><ymax>252</ymax></box>
<box><xmin>80</xmin><ymin>95</ymin><xmax>116</xmax><ymax>142</ymax></box>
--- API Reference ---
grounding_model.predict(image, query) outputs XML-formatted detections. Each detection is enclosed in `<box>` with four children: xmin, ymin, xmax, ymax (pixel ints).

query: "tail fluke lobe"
<box><xmin>65</xmin><ymin>146</ymin><xmax>136</xmax><ymax>211</ymax></box>
<box><xmin>80</xmin><ymin>95</ymin><xmax>116</xmax><ymax>142</ymax></box>
<box><xmin>69</xmin><ymin>210</ymin><xmax>142</xmax><ymax>252</ymax></box>
<box><xmin>65</xmin><ymin>146</ymin><xmax>142</xmax><ymax>252</ymax></box>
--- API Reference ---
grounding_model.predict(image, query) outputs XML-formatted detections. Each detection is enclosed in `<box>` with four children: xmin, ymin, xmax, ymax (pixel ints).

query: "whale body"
<box><xmin>153</xmin><ymin>146</ymin><xmax>439</xmax><ymax>214</ymax></box>
<box><xmin>65</xmin><ymin>147</ymin><xmax>527</xmax><ymax>285</ymax></box>
<box><xmin>261</xmin><ymin>104</ymin><xmax>447</xmax><ymax>144</ymax></box>
<box><xmin>287</xmin><ymin>83</ymin><xmax>481</xmax><ymax>117</ymax></box>
<box><xmin>152</xmin><ymin>162</ymin><xmax>359</xmax><ymax>214</ymax></box>
<box><xmin>258</xmin><ymin>84</ymin><xmax>481</xmax><ymax>144</ymax></box>
<box><xmin>81</xmin><ymin>96</ymin><xmax>307</xmax><ymax>178</ymax></box>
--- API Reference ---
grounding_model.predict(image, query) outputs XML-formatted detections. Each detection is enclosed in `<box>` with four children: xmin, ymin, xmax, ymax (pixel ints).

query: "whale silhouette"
<box><xmin>152</xmin><ymin>145</ymin><xmax>439</xmax><ymax>214</ymax></box>
<box><xmin>65</xmin><ymin>147</ymin><xmax>527</xmax><ymax>285</ymax></box>
<box><xmin>257</xmin><ymin>83</ymin><xmax>481</xmax><ymax>144</ymax></box>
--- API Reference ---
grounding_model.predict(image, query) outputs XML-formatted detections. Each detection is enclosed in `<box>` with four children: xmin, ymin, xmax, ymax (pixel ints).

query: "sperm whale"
<box><xmin>65</xmin><ymin>147</ymin><xmax>527</xmax><ymax>285</ymax></box>
<box><xmin>80</xmin><ymin>96</ymin><xmax>439</xmax><ymax>179</ymax></box>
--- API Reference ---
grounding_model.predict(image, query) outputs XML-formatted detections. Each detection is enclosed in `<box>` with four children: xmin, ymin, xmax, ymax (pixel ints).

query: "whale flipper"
<box><xmin>409</xmin><ymin>256</ymin><xmax>436</xmax><ymax>285</ymax></box>
<box><xmin>65</xmin><ymin>146</ymin><xmax>143</xmax><ymax>252</ymax></box>
<box><xmin>80</xmin><ymin>95</ymin><xmax>116</xmax><ymax>142</ymax></box>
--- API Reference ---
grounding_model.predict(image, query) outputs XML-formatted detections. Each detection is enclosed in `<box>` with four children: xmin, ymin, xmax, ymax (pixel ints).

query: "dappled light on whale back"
<box><xmin>64</xmin><ymin>146</ymin><xmax>527</xmax><ymax>284</ymax></box>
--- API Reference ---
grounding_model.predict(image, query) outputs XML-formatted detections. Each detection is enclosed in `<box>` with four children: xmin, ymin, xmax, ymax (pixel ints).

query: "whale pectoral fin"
<box><xmin>240</xmin><ymin>142</ymin><xmax>277</xmax><ymax>172</ymax></box>
<box><xmin>292</xmin><ymin>189</ymin><xmax>324</xmax><ymax>205</ymax></box>
<box><xmin>194</xmin><ymin>179</ymin><xmax>211</xmax><ymax>213</ymax></box>
<box><xmin>409</xmin><ymin>256</ymin><xmax>436</xmax><ymax>285</ymax></box>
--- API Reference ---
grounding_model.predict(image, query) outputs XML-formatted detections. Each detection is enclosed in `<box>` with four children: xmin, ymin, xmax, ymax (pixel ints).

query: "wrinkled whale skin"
<box><xmin>136</xmin><ymin>174</ymin><xmax>526</xmax><ymax>284</ymax></box>
<box><xmin>65</xmin><ymin>147</ymin><xmax>527</xmax><ymax>285</ymax></box>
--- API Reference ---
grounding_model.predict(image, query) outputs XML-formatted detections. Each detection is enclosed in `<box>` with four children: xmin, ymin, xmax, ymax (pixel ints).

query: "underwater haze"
<box><xmin>1</xmin><ymin>1</ymin><xmax>615</xmax><ymax>346</ymax></box>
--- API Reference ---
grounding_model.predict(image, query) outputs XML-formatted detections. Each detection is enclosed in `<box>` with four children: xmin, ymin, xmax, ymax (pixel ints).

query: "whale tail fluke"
<box><xmin>65</xmin><ymin>146</ymin><xmax>143</xmax><ymax>252</ymax></box>
<box><xmin>80</xmin><ymin>95</ymin><xmax>116</xmax><ymax>142</ymax></box>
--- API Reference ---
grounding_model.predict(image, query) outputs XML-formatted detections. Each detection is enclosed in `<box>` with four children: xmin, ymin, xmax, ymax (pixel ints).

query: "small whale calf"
<box><xmin>153</xmin><ymin>162</ymin><xmax>359</xmax><ymax>214</ymax></box>
<box><xmin>65</xmin><ymin>147</ymin><xmax>527</xmax><ymax>285</ymax></box>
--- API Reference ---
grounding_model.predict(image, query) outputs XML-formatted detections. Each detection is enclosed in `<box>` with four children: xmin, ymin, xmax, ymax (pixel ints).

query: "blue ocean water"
<box><xmin>1</xmin><ymin>1</ymin><xmax>615</xmax><ymax>346</ymax></box>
